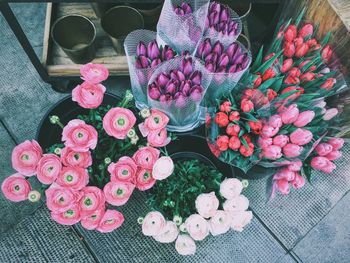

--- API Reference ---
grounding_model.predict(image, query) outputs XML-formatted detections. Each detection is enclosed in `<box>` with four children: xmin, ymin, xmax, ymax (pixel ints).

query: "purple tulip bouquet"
<box><xmin>196</xmin><ymin>38</ymin><xmax>251</xmax><ymax>101</ymax></box>
<box><xmin>147</xmin><ymin>56</ymin><xmax>212</xmax><ymax>131</ymax></box>
<box><xmin>157</xmin><ymin>0</ymin><xmax>210</xmax><ymax>55</ymax></box>
<box><xmin>124</xmin><ymin>30</ymin><xmax>177</xmax><ymax>109</ymax></box>
<box><xmin>204</xmin><ymin>2</ymin><xmax>242</xmax><ymax>45</ymax></box>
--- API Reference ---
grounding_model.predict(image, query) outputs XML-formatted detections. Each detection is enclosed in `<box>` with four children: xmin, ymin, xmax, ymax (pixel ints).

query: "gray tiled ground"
<box><xmin>0</xmin><ymin>2</ymin><xmax>350</xmax><ymax>263</ymax></box>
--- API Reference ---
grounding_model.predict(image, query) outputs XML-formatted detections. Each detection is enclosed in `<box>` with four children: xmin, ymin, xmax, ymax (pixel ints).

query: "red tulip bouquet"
<box><xmin>124</xmin><ymin>30</ymin><xmax>178</xmax><ymax>109</ymax></box>
<box><xmin>204</xmin><ymin>1</ymin><xmax>242</xmax><ymax>45</ymax></box>
<box><xmin>147</xmin><ymin>56</ymin><xmax>212</xmax><ymax>131</ymax></box>
<box><xmin>157</xmin><ymin>0</ymin><xmax>210</xmax><ymax>55</ymax></box>
<box><xmin>1</xmin><ymin>64</ymin><xmax>175</xmax><ymax>232</ymax></box>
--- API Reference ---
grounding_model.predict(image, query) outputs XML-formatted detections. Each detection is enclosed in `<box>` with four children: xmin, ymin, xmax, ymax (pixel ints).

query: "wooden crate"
<box><xmin>42</xmin><ymin>3</ymin><xmax>135</xmax><ymax>77</ymax></box>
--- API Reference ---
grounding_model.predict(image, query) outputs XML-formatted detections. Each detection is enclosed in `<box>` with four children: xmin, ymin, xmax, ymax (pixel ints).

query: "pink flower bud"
<box><xmin>205</xmin><ymin>61</ymin><xmax>216</xmax><ymax>72</ymax></box>
<box><xmin>280</xmin><ymin>104</ymin><xmax>299</xmax><ymax>124</ymax></box>
<box><xmin>315</xmin><ymin>143</ymin><xmax>333</xmax><ymax>156</ymax></box>
<box><xmin>226</xmin><ymin>42</ymin><xmax>238</xmax><ymax>60</ymax></box>
<box><xmin>275</xmin><ymin>179</ymin><xmax>290</xmax><ymax>195</ymax></box>
<box><xmin>174</xmin><ymin>7</ymin><xmax>184</xmax><ymax>15</ymax></box>
<box><xmin>212</xmin><ymin>41</ymin><xmax>224</xmax><ymax>56</ymax></box>
<box><xmin>148</xmin><ymin>86</ymin><xmax>161</xmax><ymax>100</ymax></box>
<box><xmin>288</xmin><ymin>160</ymin><xmax>302</xmax><ymax>171</ymax></box>
<box><xmin>327</xmin><ymin>138</ymin><xmax>344</xmax><ymax>151</ymax></box>
<box><xmin>159</xmin><ymin>94</ymin><xmax>172</xmax><ymax>107</ymax></box>
<box><xmin>228</xmin><ymin>64</ymin><xmax>237</xmax><ymax>73</ymax></box>
<box><xmin>219</xmin><ymin>6</ymin><xmax>229</xmax><ymax>22</ymax></box>
<box><xmin>147</xmin><ymin>40</ymin><xmax>160</xmax><ymax>60</ymax></box>
<box><xmin>258</xmin><ymin>137</ymin><xmax>273</xmax><ymax>149</ymax></box>
<box><xmin>298</xmin><ymin>23</ymin><xmax>314</xmax><ymax>38</ymax></box>
<box><xmin>189</xmin><ymin>70</ymin><xmax>202</xmax><ymax>86</ymax></box>
<box><xmin>162</xmin><ymin>45</ymin><xmax>176</xmax><ymax>61</ymax></box>
<box><xmin>291</xmin><ymin>172</ymin><xmax>305</xmax><ymax>189</ymax></box>
<box><xmin>181</xmin><ymin>57</ymin><xmax>193</xmax><ymax>76</ymax></box>
<box><xmin>180</xmin><ymin>80</ymin><xmax>191</xmax><ymax>95</ymax></box>
<box><xmin>325</xmin><ymin>151</ymin><xmax>342</xmax><ymax>161</ymax></box>
<box><xmin>281</xmin><ymin>58</ymin><xmax>293</xmax><ymax>73</ymax></box>
<box><xmin>177</xmin><ymin>70</ymin><xmax>186</xmax><ymax>81</ymax></box>
<box><xmin>261</xmin><ymin>125</ymin><xmax>279</xmax><ymax>138</ymax></box>
<box><xmin>321</xmin><ymin>161</ymin><xmax>336</xmax><ymax>174</ymax></box>
<box><xmin>293</xmin><ymin>110</ymin><xmax>315</xmax><ymax>127</ymax></box>
<box><xmin>311</xmin><ymin>156</ymin><xmax>329</xmax><ymax>170</ymax></box>
<box><xmin>175</xmin><ymin>93</ymin><xmax>186</xmax><ymax>108</ymax></box>
<box><xmin>165</xmin><ymin>81</ymin><xmax>177</xmax><ymax>95</ymax></box>
<box><xmin>273</xmin><ymin>135</ymin><xmax>289</xmax><ymax>147</ymax></box>
<box><xmin>136</xmin><ymin>55</ymin><xmax>149</xmax><ymax>69</ymax></box>
<box><xmin>205</xmin><ymin>52</ymin><xmax>218</xmax><ymax>64</ymax></box>
<box><xmin>283</xmin><ymin>143</ymin><xmax>303</xmax><ymax>158</ymax></box>
<box><xmin>151</xmin><ymin>58</ymin><xmax>161</xmax><ymax>67</ymax></box>
<box><xmin>190</xmin><ymin>85</ymin><xmax>203</xmax><ymax>102</ymax></box>
<box><xmin>137</xmin><ymin>41</ymin><xmax>147</xmax><ymax>56</ymax></box>
<box><xmin>198</xmin><ymin>38</ymin><xmax>212</xmax><ymax>58</ymax></box>
<box><xmin>262</xmin><ymin>145</ymin><xmax>282</xmax><ymax>160</ymax></box>
<box><xmin>269</xmin><ymin>115</ymin><xmax>283</xmax><ymax>128</ymax></box>
<box><xmin>157</xmin><ymin>73</ymin><xmax>170</xmax><ymax>87</ymax></box>
<box><xmin>273</xmin><ymin>168</ymin><xmax>295</xmax><ymax>181</ymax></box>
<box><xmin>323</xmin><ymin>108</ymin><xmax>338</xmax><ymax>120</ymax></box>
<box><xmin>218</xmin><ymin>54</ymin><xmax>229</xmax><ymax>68</ymax></box>
<box><xmin>290</xmin><ymin>128</ymin><xmax>313</xmax><ymax>146</ymax></box>
<box><xmin>181</xmin><ymin>2</ymin><xmax>192</xmax><ymax>14</ymax></box>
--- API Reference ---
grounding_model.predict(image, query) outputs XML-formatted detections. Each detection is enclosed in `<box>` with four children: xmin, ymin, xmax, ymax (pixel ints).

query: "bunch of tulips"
<box><xmin>174</xmin><ymin>2</ymin><xmax>192</xmax><ymax>15</ymax></box>
<box><xmin>148</xmin><ymin>57</ymin><xmax>205</xmax><ymax>108</ymax></box>
<box><xmin>196</xmin><ymin>38</ymin><xmax>250</xmax><ymax>73</ymax></box>
<box><xmin>135</xmin><ymin>40</ymin><xmax>177</xmax><ymax>69</ymax></box>
<box><xmin>205</xmin><ymin>2</ymin><xmax>240</xmax><ymax>38</ymax></box>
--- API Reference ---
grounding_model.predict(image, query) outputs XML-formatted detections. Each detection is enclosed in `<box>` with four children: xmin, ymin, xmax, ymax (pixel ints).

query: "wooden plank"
<box><xmin>41</xmin><ymin>3</ymin><xmax>52</xmax><ymax>67</ymax></box>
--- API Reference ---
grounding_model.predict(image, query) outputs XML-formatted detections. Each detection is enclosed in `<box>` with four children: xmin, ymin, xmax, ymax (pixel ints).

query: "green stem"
<box><xmin>119</xmin><ymin>141</ymin><xmax>132</xmax><ymax>152</ymax></box>
<box><xmin>56</xmin><ymin>121</ymin><xmax>64</xmax><ymax>129</ymax></box>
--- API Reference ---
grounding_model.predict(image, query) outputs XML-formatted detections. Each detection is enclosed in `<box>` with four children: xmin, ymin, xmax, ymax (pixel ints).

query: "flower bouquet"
<box><xmin>139</xmin><ymin>153</ymin><xmax>252</xmax><ymax>255</ymax></box>
<box><xmin>1</xmin><ymin>63</ymin><xmax>175</xmax><ymax>232</ymax></box>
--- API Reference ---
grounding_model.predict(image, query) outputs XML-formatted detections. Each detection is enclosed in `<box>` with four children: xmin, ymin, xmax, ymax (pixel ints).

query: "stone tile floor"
<box><xmin>0</xmin><ymin>3</ymin><xmax>349</xmax><ymax>263</ymax></box>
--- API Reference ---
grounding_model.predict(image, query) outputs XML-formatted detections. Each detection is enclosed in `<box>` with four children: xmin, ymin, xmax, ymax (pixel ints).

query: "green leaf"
<box><xmin>295</xmin><ymin>7</ymin><xmax>306</xmax><ymax>27</ymax></box>
<box><xmin>254</xmin><ymin>49</ymin><xmax>283</xmax><ymax>74</ymax></box>
<box><xmin>240</xmin><ymin>136</ymin><xmax>249</xmax><ymax>150</ymax></box>
<box><xmin>243</xmin><ymin>112</ymin><xmax>259</xmax><ymax>122</ymax></box>
<box><xmin>321</xmin><ymin>32</ymin><xmax>332</xmax><ymax>46</ymax></box>
<box><xmin>251</xmin><ymin>46</ymin><xmax>264</xmax><ymax>72</ymax></box>
<box><xmin>258</xmin><ymin>77</ymin><xmax>279</xmax><ymax>93</ymax></box>
<box><xmin>275</xmin><ymin>89</ymin><xmax>300</xmax><ymax>101</ymax></box>
<box><xmin>270</xmin><ymin>77</ymin><xmax>284</xmax><ymax>92</ymax></box>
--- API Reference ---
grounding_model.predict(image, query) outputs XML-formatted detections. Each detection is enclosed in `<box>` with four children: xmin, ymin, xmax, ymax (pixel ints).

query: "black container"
<box><xmin>167</xmin><ymin>135</ymin><xmax>235</xmax><ymax>178</ymax></box>
<box><xmin>36</xmin><ymin>93</ymin><xmax>121</xmax><ymax>150</ymax></box>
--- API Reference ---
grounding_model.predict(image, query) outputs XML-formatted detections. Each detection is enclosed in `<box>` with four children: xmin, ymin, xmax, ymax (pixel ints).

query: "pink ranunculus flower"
<box><xmin>152</xmin><ymin>156</ymin><xmax>174</xmax><ymax>180</ymax></box>
<box><xmin>12</xmin><ymin>140</ymin><xmax>42</xmax><ymax>176</ymax></box>
<box><xmin>223</xmin><ymin>195</ymin><xmax>250</xmax><ymax>212</ymax></box>
<box><xmin>147</xmin><ymin>128</ymin><xmax>171</xmax><ymax>147</ymax></box>
<box><xmin>139</xmin><ymin>109</ymin><xmax>169</xmax><ymax>137</ymax></box>
<box><xmin>209</xmin><ymin>210</ymin><xmax>232</xmax><ymax>236</ymax></box>
<box><xmin>327</xmin><ymin>138</ymin><xmax>344</xmax><ymax>151</ymax></box>
<box><xmin>290</xmin><ymin>128</ymin><xmax>313</xmax><ymax>146</ymax></box>
<box><xmin>325</xmin><ymin>151</ymin><xmax>342</xmax><ymax>161</ymax></box>
<box><xmin>258</xmin><ymin>137</ymin><xmax>273</xmax><ymax>149</ymax></box>
<box><xmin>268</xmin><ymin>115</ymin><xmax>283</xmax><ymax>128</ymax></box>
<box><xmin>273</xmin><ymin>168</ymin><xmax>295</xmax><ymax>181</ymax></box>
<box><xmin>142</xmin><ymin>211</ymin><xmax>166</xmax><ymax>236</ymax></box>
<box><xmin>108</xmin><ymin>156</ymin><xmax>137</xmax><ymax>183</ymax></box>
<box><xmin>133</xmin><ymin>146</ymin><xmax>160</xmax><ymax>170</ymax></box>
<box><xmin>288</xmin><ymin>160</ymin><xmax>302</xmax><ymax>171</ymax></box>
<box><xmin>1</xmin><ymin>173</ymin><xmax>31</xmax><ymax>202</ymax></box>
<box><xmin>60</xmin><ymin>147</ymin><xmax>92</xmax><ymax>168</ymax></box>
<box><xmin>51</xmin><ymin>204</ymin><xmax>81</xmax><ymax>226</ymax></box>
<box><xmin>45</xmin><ymin>183</ymin><xmax>81</xmax><ymax>212</ymax></box>
<box><xmin>275</xmin><ymin>179</ymin><xmax>290</xmax><ymax>195</ymax></box>
<box><xmin>291</xmin><ymin>172</ymin><xmax>305</xmax><ymax>189</ymax></box>
<box><xmin>135</xmin><ymin>169</ymin><xmax>156</xmax><ymax>191</ymax></box>
<box><xmin>195</xmin><ymin>192</ymin><xmax>219</xmax><ymax>218</ymax></box>
<box><xmin>230</xmin><ymin>211</ymin><xmax>253</xmax><ymax>232</ymax></box>
<box><xmin>79</xmin><ymin>186</ymin><xmax>105</xmax><ymax>217</ymax></box>
<box><xmin>56</xmin><ymin>166</ymin><xmax>89</xmax><ymax>190</ymax></box>
<box><xmin>283</xmin><ymin>143</ymin><xmax>303</xmax><ymax>158</ymax></box>
<box><xmin>72</xmin><ymin>82</ymin><xmax>106</xmax><ymax>109</ymax></box>
<box><xmin>81</xmin><ymin>207</ymin><xmax>105</xmax><ymax>230</ymax></box>
<box><xmin>103</xmin><ymin>181</ymin><xmax>135</xmax><ymax>206</ymax></box>
<box><xmin>261</xmin><ymin>125</ymin><xmax>279</xmax><ymax>138</ymax></box>
<box><xmin>280</xmin><ymin>104</ymin><xmax>299</xmax><ymax>124</ymax></box>
<box><xmin>62</xmin><ymin>119</ymin><xmax>98</xmax><ymax>152</ymax></box>
<box><xmin>80</xmin><ymin>63</ymin><xmax>109</xmax><ymax>84</ymax></box>
<box><xmin>36</xmin><ymin>154</ymin><xmax>62</xmax><ymax>185</ymax></box>
<box><xmin>154</xmin><ymin>221</ymin><xmax>179</xmax><ymax>243</ymax></box>
<box><xmin>273</xmin><ymin>135</ymin><xmax>289</xmax><ymax>147</ymax></box>
<box><xmin>262</xmin><ymin>145</ymin><xmax>282</xmax><ymax>160</ymax></box>
<box><xmin>185</xmin><ymin>214</ymin><xmax>209</xmax><ymax>241</ymax></box>
<box><xmin>315</xmin><ymin>143</ymin><xmax>333</xmax><ymax>156</ymax></box>
<box><xmin>219</xmin><ymin>178</ymin><xmax>243</xmax><ymax>200</ymax></box>
<box><xmin>96</xmin><ymin>210</ymin><xmax>125</xmax><ymax>233</ymax></box>
<box><xmin>103</xmin><ymin>107</ymin><xmax>136</xmax><ymax>139</ymax></box>
<box><xmin>175</xmin><ymin>234</ymin><xmax>196</xmax><ymax>255</ymax></box>
<box><xmin>310</xmin><ymin>156</ymin><xmax>329</xmax><ymax>170</ymax></box>
<box><xmin>293</xmin><ymin>110</ymin><xmax>315</xmax><ymax>127</ymax></box>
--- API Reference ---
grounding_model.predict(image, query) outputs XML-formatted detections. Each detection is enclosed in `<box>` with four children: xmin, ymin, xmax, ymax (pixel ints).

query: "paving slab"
<box><xmin>293</xmin><ymin>191</ymin><xmax>350</xmax><ymax>263</ymax></box>
<box><xmin>76</xmin><ymin>191</ymin><xmax>286</xmax><ymax>263</ymax></box>
<box><xmin>0</xmin><ymin>206</ymin><xmax>97</xmax><ymax>263</ymax></box>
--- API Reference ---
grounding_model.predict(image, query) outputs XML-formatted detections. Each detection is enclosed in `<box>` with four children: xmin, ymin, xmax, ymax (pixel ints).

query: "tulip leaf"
<box><xmin>240</xmin><ymin>136</ymin><xmax>249</xmax><ymax>150</ymax></box>
<box><xmin>295</xmin><ymin>7</ymin><xmax>306</xmax><ymax>27</ymax></box>
<box><xmin>270</xmin><ymin>77</ymin><xmax>284</xmax><ymax>92</ymax></box>
<box><xmin>274</xmin><ymin>89</ymin><xmax>300</xmax><ymax>102</ymax></box>
<box><xmin>251</xmin><ymin>46</ymin><xmax>264</xmax><ymax>72</ymax></box>
<box><xmin>258</xmin><ymin>77</ymin><xmax>279</xmax><ymax>93</ymax></box>
<box><xmin>243</xmin><ymin>112</ymin><xmax>259</xmax><ymax>122</ymax></box>
<box><xmin>255</xmin><ymin>50</ymin><xmax>283</xmax><ymax>74</ymax></box>
<box><xmin>321</xmin><ymin>32</ymin><xmax>332</xmax><ymax>46</ymax></box>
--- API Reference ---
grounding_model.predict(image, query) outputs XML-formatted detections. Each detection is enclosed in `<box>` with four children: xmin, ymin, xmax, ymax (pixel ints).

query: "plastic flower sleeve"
<box><xmin>203</xmin><ymin>2</ymin><xmax>242</xmax><ymax>46</ymax></box>
<box><xmin>124</xmin><ymin>30</ymin><xmax>159</xmax><ymax>109</ymax></box>
<box><xmin>195</xmin><ymin>38</ymin><xmax>252</xmax><ymax>104</ymax></box>
<box><xmin>147</xmin><ymin>56</ymin><xmax>212</xmax><ymax>132</ymax></box>
<box><xmin>157</xmin><ymin>0</ymin><xmax>210</xmax><ymax>55</ymax></box>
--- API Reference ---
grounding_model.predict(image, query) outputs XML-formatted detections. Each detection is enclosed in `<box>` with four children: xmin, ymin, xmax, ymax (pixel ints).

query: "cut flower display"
<box><xmin>1</xmin><ymin>64</ymin><xmax>174</xmax><ymax>233</ymax></box>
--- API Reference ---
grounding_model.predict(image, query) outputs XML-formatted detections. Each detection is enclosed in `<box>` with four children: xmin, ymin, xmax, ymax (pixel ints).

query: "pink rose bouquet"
<box><xmin>1</xmin><ymin>63</ymin><xmax>174</xmax><ymax>233</ymax></box>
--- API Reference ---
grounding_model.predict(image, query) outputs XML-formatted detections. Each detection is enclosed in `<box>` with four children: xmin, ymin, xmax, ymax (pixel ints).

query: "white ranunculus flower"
<box><xmin>209</xmin><ymin>210</ymin><xmax>232</xmax><ymax>236</ymax></box>
<box><xmin>185</xmin><ymin>214</ymin><xmax>209</xmax><ymax>241</ymax></box>
<box><xmin>175</xmin><ymin>234</ymin><xmax>196</xmax><ymax>256</ymax></box>
<box><xmin>230</xmin><ymin>211</ymin><xmax>253</xmax><ymax>232</ymax></box>
<box><xmin>142</xmin><ymin>211</ymin><xmax>166</xmax><ymax>236</ymax></box>
<box><xmin>154</xmin><ymin>221</ymin><xmax>179</xmax><ymax>243</ymax></box>
<box><xmin>223</xmin><ymin>195</ymin><xmax>249</xmax><ymax>212</ymax></box>
<box><xmin>220</xmin><ymin>178</ymin><xmax>243</xmax><ymax>200</ymax></box>
<box><xmin>195</xmin><ymin>192</ymin><xmax>219</xmax><ymax>218</ymax></box>
<box><xmin>152</xmin><ymin>156</ymin><xmax>174</xmax><ymax>180</ymax></box>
